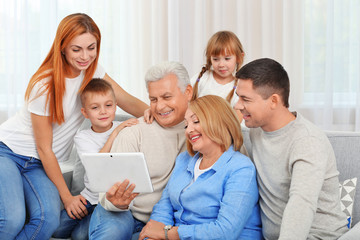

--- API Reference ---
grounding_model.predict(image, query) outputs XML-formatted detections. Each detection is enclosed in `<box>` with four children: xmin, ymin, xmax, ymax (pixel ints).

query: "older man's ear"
<box><xmin>185</xmin><ymin>85</ymin><xmax>193</xmax><ymax>101</ymax></box>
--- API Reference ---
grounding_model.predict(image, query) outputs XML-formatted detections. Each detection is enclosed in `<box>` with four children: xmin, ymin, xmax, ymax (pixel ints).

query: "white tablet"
<box><xmin>81</xmin><ymin>152</ymin><xmax>154</xmax><ymax>193</ymax></box>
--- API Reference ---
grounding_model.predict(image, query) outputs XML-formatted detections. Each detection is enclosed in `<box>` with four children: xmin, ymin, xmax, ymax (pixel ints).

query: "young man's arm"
<box><xmin>279</xmin><ymin>137</ymin><xmax>329</xmax><ymax>239</ymax></box>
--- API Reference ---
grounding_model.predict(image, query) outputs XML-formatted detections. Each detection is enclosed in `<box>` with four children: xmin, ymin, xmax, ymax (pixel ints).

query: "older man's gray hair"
<box><xmin>145</xmin><ymin>61</ymin><xmax>190</xmax><ymax>92</ymax></box>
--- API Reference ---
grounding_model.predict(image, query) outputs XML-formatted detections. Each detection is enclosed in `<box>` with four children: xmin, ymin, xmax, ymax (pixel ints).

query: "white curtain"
<box><xmin>302</xmin><ymin>0</ymin><xmax>360</xmax><ymax>131</ymax></box>
<box><xmin>0</xmin><ymin>0</ymin><xmax>359</xmax><ymax>131</ymax></box>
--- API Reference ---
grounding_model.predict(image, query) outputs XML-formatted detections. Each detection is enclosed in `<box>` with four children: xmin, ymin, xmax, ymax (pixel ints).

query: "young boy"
<box><xmin>52</xmin><ymin>78</ymin><xmax>138</xmax><ymax>239</ymax></box>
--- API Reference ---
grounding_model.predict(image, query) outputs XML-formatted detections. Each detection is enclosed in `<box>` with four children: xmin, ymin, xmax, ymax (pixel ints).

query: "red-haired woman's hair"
<box><xmin>191</xmin><ymin>31</ymin><xmax>244</xmax><ymax>102</ymax></box>
<box><xmin>24</xmin><ymin>13</ymin><xmax>101</xmax><ymax>124</ymax></box>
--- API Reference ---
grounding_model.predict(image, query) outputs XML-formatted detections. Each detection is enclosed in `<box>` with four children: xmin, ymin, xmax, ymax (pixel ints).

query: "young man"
<box><xmin>88</xmin><ymin>61</ymin><xmax>193</xmax><ymax>239</ymax></box>
<box><xmin>234</xmin><ymin>58</ymin><xmax>348</xmax><ymax>239</ymax></box>
<box><xmin>53</xmin><ymin>78</ymin><xmax>138</xmax><ymax>239</ymax></box>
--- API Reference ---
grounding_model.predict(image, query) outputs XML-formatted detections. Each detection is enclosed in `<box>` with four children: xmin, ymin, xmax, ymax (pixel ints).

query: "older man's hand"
<box><xmin>106</xmin><ymin>179</ymin><xmax>139</xmax><ymax>210</ymax></box>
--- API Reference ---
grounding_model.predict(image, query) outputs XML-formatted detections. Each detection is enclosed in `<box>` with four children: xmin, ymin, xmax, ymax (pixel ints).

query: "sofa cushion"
<box><xmin>339</xmin><ymin>178</ymin><xmax>357</xmax><ymax>228</ymax></box>
<box><xmin>327</xmin><ymin>131</ymin><xmax>360</xmax><ymax>226</ymax></box>
<box><xmin>338</xmin><ymin>221</ymin><xmax>360</xmax><ymax>240</ymax></box>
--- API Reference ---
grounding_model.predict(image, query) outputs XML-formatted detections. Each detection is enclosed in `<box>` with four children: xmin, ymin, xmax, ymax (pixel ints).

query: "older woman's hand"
<box><xmin>106</xmin><ymin>179</ymin><xmax>138</xmax><ymax>209</ymax></box>
<box><xmin>139</xmin><ymin>219</ymin><xmax>166</xmax><ymax>240</ymax></box>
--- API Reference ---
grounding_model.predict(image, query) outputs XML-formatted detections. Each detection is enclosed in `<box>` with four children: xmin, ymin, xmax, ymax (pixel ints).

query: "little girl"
<box><xmin>191</xmin><ymin>31</ymin><xmax>248</xmax><ymax>156</ymax></box>
<box><xmin>191</xmin><ymin>31</ymin><xmax>245</xmax><ymax>109</ymax></box>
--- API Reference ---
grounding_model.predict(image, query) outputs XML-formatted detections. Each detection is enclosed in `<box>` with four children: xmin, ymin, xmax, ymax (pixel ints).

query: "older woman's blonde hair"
<box><xmin>186</xmin><ymin>95</ymin><xmax>243</xmax><ymax>156</ymax></box>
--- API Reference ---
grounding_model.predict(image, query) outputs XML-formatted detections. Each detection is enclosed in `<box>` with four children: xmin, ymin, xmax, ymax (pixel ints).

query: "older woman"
<box><xmin>139</xmin><ymin>95</ymin><xmax>262</xmax><ymax>240</ymax></box>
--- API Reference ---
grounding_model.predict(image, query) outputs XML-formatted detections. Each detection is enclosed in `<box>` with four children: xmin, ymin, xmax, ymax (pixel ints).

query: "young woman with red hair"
<box><xmin>0</xmin><ymin>13</ymin><xmax>148</xmax><ymax>239</ymax></box>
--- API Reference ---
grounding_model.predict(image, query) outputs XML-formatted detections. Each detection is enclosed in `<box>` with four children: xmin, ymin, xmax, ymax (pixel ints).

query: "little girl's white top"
<box><xmin>190</xmin><ymin>70</ymin><xmax>239</xmax><ymax>107</ymax></box>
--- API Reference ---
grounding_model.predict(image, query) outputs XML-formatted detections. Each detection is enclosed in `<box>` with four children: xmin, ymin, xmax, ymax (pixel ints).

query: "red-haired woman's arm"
<box><xmin>31</xmin><ymin>113</ymin><xmax>88</xmax><ymax>220</ymax></box>
<box><xmin>103</xmin><ymin>74</ymin><xmax>149</xmax><ymax>117</ymax></box>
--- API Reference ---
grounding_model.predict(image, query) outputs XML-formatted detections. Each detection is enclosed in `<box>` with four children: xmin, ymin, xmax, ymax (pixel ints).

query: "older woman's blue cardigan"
<box><xmin>150</xmin><ymin>145</ymin><xmax>263</xmax><ymax>240</ymax></box>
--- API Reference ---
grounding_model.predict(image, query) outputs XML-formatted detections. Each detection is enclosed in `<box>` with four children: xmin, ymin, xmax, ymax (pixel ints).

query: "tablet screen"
<box><xmin>81</xmin><ymin>152</ymin><xmax>154</xmax><ymax>193</ymax></box>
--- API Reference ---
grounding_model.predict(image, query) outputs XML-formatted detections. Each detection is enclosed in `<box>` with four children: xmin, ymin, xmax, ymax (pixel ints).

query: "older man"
<box><xmin>88</xmin><ymin>61</ymin><xmax>192</xmax><ymax>239</ymax></box>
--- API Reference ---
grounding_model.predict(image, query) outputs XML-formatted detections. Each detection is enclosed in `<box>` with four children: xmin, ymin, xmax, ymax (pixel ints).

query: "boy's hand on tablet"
<box><xmin>106</xmin><ymin>179</ymin><xmax>139</xmax><ymax>210</ymax></box>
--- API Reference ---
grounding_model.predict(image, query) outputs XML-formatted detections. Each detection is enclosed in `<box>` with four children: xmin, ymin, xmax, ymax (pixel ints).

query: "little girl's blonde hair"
<box><xmin>192</xmin><ymin>31</ymin><xmax>245</xmax><ymax>102</ymax></box>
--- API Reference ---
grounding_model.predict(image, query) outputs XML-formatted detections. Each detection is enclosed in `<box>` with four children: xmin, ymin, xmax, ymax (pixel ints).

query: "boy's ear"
<box><xmin>81</xmin><ymin>107</ymin><xmax>89</xmax><ymax>118</ymax></box>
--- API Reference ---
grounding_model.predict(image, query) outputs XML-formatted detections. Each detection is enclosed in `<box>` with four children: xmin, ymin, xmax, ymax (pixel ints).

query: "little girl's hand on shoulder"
<box><xmin>143</xmin><ymin>108</ymin><xmax>153</xmax><ymax>124</ymax></box>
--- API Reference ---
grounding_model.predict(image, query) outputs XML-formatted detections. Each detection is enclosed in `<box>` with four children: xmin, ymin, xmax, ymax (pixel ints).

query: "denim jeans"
<box><xmin>52</xmin><ymin>200</ymin><xmax>96</xmax><ymax>240</ymax></box>
<box><xmin>0</xmin><ymin>142</ymin><xmax>61</xmax><ymax>239</ymax></box>
<box><xmin>89</xmin><ymin>204</ymin><xmax>145</xmax><ymax>240</ymax></box>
